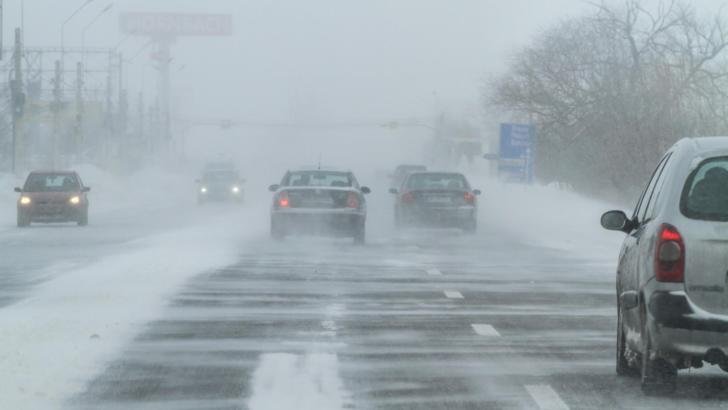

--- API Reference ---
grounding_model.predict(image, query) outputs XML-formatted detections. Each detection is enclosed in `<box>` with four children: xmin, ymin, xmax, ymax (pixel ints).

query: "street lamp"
<box><xmin>61</xmin><ymin>0</ymin><xmax>94</xmax><ymax>70</ymax></box>
<box><xmin>81</xmin><ymin>3</ymin><xmax>113</xmax><ymax>66</ymax></box>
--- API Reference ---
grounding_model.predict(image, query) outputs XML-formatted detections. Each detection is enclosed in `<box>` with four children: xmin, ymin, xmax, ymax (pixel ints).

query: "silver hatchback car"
<box><xmin>602</xmin><ymin>137</ymin><xmax>728</xmax><ymax>394</ymax></box>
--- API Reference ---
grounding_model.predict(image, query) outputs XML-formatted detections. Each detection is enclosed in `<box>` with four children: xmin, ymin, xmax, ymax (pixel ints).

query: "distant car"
<box><xmin>390</xmin><ymin>164</ymin><xmax>427</xmax><ymax>190</ymax></box>
<box><xmin>390</xmin><ymin>171</ymin><xmax>480</xmax><ymax>232</ymax></box>
<box><xmin>14</xmin><ymin>170</ymin><xmax>90</xmax><ymax>227</ymax></box>
<box><xmin>269</xmin><ymin>168</ymin><xmax>370</xmax><ymax>243</ymax></box>
<box><xmin>601</xmin><ymin>137</ymin><xmax>728</xmax><ymax>394</ymax></box>
<box><xmin>196</xmin><ymin>168</ymin><xmax>245</xmax><ymax>204</ymax></box>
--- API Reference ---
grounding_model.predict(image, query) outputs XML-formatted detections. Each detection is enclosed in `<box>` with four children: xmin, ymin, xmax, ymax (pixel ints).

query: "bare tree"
<box><xmin>487</xmin><ymin>1</ymin><xmax>728</xmax><ymax>198</ymax></box>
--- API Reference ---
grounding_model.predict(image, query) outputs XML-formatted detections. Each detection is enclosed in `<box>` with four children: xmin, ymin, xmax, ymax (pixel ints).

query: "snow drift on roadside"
<box><xmin>476</xmin><ymin>179</ymin><xmax>625</xmax><ymax>258</ymax></box>
<box><xmin>72</xmin><ymin>163</ymin><xmax>195</xmax><ymax>213</ymax></box>
<box><xmin>0</xmin><ymin>173</ymin><xmax>23</xmax><ymax>228</ymax></box>
<box><xmin>0</xmin><ymin>209</ymin><xmax>261</xmax><ymax>410</ymax></box>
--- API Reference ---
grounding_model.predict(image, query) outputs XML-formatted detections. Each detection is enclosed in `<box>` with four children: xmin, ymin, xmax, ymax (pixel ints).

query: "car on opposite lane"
<box><xmin>15</xmin><ymin>170</ymin><xmax>90</xmax><ymax>227</ymax></box>
<box><xmin>269</xmin><ymin>168</ymin><xmax>370</xmax><ymax>244</ymax></box>
<box><xmin>390</xmin><ymin>171</ymin><xmax>480</xmax><ymax>232</ymax></box>
<box><xmin>196</xmin><ymin>167</ymin><xmax>245</xmax><ymax>204</ymax></box>
<box><xmin>602</xmin><ymin>137</ymin><xmax>728</xmax><ymax>394</ymax></box>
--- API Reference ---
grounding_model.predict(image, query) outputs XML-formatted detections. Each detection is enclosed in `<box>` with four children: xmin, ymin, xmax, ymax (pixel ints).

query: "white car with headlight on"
<box><xmin>196</xmin><ymin>167</ymin><xmax>245</xmax><ymax>204</ymax></box>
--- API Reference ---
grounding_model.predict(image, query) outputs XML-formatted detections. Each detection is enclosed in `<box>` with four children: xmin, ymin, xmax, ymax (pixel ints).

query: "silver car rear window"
<box><xmin>681</xmin><ymin>156</ymin><xmax>728</xmax><ymax>221</ymax></box>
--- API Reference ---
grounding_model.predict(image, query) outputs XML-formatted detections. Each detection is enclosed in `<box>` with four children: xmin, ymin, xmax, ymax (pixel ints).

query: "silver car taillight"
<box><xmin>654</xmin><ymin>224</ymin><xmax>685</xmax><ymax>283</ymax></box>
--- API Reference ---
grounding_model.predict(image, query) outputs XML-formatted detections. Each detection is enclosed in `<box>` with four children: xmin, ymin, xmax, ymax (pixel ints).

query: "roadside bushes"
<box><xmin>488</xmin><ymin>1</ymin><xmax>728</xmax><ymax>199</ymax></box>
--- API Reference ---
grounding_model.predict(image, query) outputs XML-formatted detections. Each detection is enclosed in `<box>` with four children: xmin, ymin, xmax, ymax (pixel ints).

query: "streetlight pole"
<box><xmin>61</xmin><ymin>0</ymin><xmax>94</xmax><ymax>83</ymax></box>
<box><xmin>81</xmin><ymin>3</ymin><xmax>113</xmax><ymax>66</ymax></box>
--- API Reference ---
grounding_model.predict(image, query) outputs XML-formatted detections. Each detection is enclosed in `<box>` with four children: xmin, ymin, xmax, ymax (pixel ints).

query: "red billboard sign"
<box><xmin>120</xmin><ymin>13</ymin><xmax>233</xmax><ymax>37</ymax></box>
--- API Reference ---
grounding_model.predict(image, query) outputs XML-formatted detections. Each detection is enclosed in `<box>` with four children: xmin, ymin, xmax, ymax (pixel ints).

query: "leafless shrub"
<box><xmin>488</xmin><ymin>1</ymin><xmax>728</xmax><ymax>198</ymax></box>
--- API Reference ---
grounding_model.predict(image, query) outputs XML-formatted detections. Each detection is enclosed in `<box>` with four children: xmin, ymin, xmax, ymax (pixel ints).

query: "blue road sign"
<box><xmin>498</xmin><ymin>123</ymin><xmax>535</xmax><ymax>183</ymax></box>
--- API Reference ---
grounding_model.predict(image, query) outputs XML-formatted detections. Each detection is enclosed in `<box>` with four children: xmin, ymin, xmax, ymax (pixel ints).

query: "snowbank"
<box><xmin>475</xmin><ymin>178</ymin><xmax>625</xmax><ymax>259</ymax></box>
<box><xmin>0</xmin><ymin>208</ymin><xmax>261</xmax><ymax>410</ymax></box>
<box><xmin>0</xmin><ymin>173</ymin><xmax>23</xmax><ymax>229</ymax></box>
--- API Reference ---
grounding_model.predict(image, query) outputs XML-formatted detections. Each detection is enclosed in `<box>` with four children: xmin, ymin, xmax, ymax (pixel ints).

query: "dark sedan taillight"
<box><xmin>401</xmin><ymin>192</ymin><xmax>415</xmax><ymax>203</ymax></box>
<box><xmin>346</xmin><ymin>192</ymin><xmax>359</xmax><ymax>208</ymax></box>
<box><xmin>277</xmin><ymin>191</ymin><xmax>290</xmax><ymax>208</ymax></box>
<box><xmin>655</xmin><ymin>224</ymin><xmax>685</xmax><ymax>283</ymax></box>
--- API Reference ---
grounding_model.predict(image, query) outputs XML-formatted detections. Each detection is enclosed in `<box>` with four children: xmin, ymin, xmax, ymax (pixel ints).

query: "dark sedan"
<box><xmin>390</xmin><ymin>171</ymin><xmax>480</xmax><ymax>232</ymax></box>
<box><xmin>269</xmin><ymin>168</ymin><xmax>370</xmax><ymax>244</ymax></box>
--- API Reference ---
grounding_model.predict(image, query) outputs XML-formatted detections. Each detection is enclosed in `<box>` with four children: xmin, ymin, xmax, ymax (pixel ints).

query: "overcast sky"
<box><xmin>3</xmin><ymin>0</ymin><xmax>597</xmax><ymax>122</ymax></box>
<box><xmin>4</xmin><ymin>1</ymin><xmax>728</xmax><ymax>166</ymax></box>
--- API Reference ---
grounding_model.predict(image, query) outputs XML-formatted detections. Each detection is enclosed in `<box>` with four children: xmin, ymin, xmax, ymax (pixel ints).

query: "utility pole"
<box><xmin>156</xmin><ymin>39</ymin><xmax>172</xmax><ymax>153</ymax></box>
<box><xmin>75</xmin><ymin>61</ymin><xmax>84</xmax><ymax>159</ymax></box>
<box><xmin>10</xmin><ymin>28</ymin><xmax>25</xmax><ymax>173</ymax></box>
<box><xmin>51</xmin><ymin>60</ymin><xmax>62</xmax><ymax>169</ymax></box>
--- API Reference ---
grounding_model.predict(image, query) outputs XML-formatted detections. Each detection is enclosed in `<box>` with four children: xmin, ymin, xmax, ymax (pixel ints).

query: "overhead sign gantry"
<box><xmin>119</xmin><ymin>12</ymin><xmax>232</xmax><ymax>152</ymax></box>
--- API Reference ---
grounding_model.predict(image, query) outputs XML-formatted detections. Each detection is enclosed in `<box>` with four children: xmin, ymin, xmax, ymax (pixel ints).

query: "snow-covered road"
<box><xmin>3</xmin><ymin>171</ymin><xmax>727</xmax><ymax>409</ymax></box>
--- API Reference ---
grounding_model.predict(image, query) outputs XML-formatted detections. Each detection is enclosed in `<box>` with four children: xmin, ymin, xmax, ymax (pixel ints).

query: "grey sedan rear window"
<box><xmin>682</xmin><ymin>157</ymin><xmax>728</xmax><ymax>221</ymax></box>
<box><xmin>406</xmin><ymin>173</ymin><xmax>469</xmax><ymax>190</ymax></box>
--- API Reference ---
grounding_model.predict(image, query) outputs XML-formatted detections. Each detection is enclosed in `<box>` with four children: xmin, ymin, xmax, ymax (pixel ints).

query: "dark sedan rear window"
<box><xmin>24</xmin><ymin>174</ymin><xmax>80</xmax><ymax>192</ymax></box>
<box><xmin>283</xmin><ymin>171</ymin><xmax>352</xmax><ymax>187</ymax></box>
<box><xmin>406</xmin><ymin>173</ymin><xmax>469</xmax><ymax>190</ymax></box>
<box><xmin>681</xmin><ymin>157</ymin><xmax>728</xmax><ymax>221</ymax></box>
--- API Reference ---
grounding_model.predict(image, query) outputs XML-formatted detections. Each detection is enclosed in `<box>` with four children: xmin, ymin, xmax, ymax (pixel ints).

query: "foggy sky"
<box><xmin>4</xmin><ymin>1</ymin><xmax>728</xmax><ymax>168</ymax></box>
<box><xmin>6</xmin><ymin>0</ymin><xmax>596</xmax><ymax>123</ymax></box>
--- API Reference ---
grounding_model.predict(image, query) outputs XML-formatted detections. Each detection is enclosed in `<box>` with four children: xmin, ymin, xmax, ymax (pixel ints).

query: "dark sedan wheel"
<box><xmin>462</xmin><ymin>218</ymin><xmax>477</xmax><ymax>234</ymax></box>
<box><xmin>270</xmin><ymin>220</ymin><xmax>286</xmax><ymax>241</ymax></box>
<box><xmin>640</xmin><ymin>310</ymin><xmax>677</xmax><ymax>395</ymax></box>
<box><xmin>353</xmin><ymin>225</ymin><xmax>366</xmax><ymax>245</ymax></box>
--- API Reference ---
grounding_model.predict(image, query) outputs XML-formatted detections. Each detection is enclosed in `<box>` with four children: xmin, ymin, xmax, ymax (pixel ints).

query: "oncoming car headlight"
<box><xmin>69</xmin><ymin>196</ymin><xmax>81</xmax><ymax>205</ymax></box>
<box><xmin>231</xmin><ymin>186</ymin><xmax>240</xmax><ymax>194</ymax></box>
<box><xmin>19</xmin><ymin>196</ymin><xmax>31</xmax><ymax>205</ymax></box>
<box><xmin>200</xmin><ymin>187</ymin><xmax>208</xmax><ymax>193</ymax></box>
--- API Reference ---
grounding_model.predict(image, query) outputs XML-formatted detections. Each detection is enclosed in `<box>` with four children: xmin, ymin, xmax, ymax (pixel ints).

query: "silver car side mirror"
<box><xmin>601</xmin><ymin>210</ymin><xmax>631</xmax><ymax>232</ymax></box>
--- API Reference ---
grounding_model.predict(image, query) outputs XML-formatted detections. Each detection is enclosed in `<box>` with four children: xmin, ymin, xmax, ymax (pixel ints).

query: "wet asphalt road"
<box><xmin>69</xmin><ymin>227</ymin><xmax>728</xmax><ymax>410</ymax></box>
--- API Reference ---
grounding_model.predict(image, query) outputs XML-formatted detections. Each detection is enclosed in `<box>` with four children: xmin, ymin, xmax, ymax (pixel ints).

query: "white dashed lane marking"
<box><xmin>443</xmin><ymin>290</ymin><xmax>463</xmax><ymax>299</ymax></box>
<box><xmin>425</xmin><ymin>267</ymin><xmax>442</xmax><ymax>276</ymax></box>
<box><xmin>525</xmin><ymin>384</ymin><xmax>570</xmax><ymax>410</ymax></box>
<box><xmin>471</xmin><ymin>324</ymin><xmax>500</xmax><ymax>337</ymax></box>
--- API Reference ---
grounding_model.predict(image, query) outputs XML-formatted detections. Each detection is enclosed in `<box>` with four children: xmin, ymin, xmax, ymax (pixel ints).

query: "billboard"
<box><xmin>498</xmin><ymin>123</ymin><xmax>535</xmax><ymax>183</ymax></box>
<box><xmin>120</xmin><ymin>13</ymin><xmax>233</xmax><ymax>37</ymax></box>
